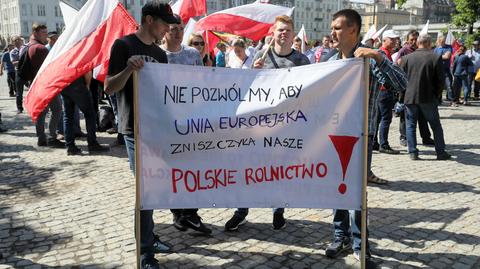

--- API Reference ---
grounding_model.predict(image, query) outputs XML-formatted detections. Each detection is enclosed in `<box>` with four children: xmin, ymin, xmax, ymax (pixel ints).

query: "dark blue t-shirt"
<box><xmin>1</xmin><ymin>52</ymin><xmax>14</xmax><ymax>73</ymax></box>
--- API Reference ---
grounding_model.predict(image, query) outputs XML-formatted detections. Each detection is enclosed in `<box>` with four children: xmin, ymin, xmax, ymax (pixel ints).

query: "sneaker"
<box><xmin>379</xmin><ymin>146</ymin><xmax>400</xmax><ymax>155</ymax></box>
<box><xmin>106</xmin><ymin>127</ymin><xmax>118</xmax><ymax>134</ymax></box>
<box><xmin>140</xmin><ymin>254</ymin><xmax>160</xmax><ymax>269</ymax></box>
<box><xmin>372</xmin><ymin>142</ymin><xmax>379</xmax><ymax>151</ymax></box>
<box><xmin>437</xmin><ymin>151</ymin><xmax>451</xmax><ymax>160</ymax></box>
<box><xmin>353</xmin><ymin>251</ymin><xmax>376</xmax><ymax>269</ymax></box>
<box><xmin>88</xmin><ymin>142</ymin><xmax>109</xmax><ymax>154</ymax></box>
<box><xmin>37</xmin><ymin>138</ymin><xmax>47</xmax><ymax>147</ymax></box>
<box><xmin>9</xmin><ymin>93</ymin><xmax>15</xmax><ymax>97</ymax></box>
<box><xmin>17</xmin><ymin>109</ymin><xmax>23</xmax><ymax>114</ymax></box>
<box><xmin>152</xmin><ymin>234</ymin><xmax>172</xmax><ymax>253</ymax></box>
<box><xmin>272</xmin><ymin>212</ymin><xmax>286</xmax><ymax>230</ymax></box>
<box><xmin>172</xmin><ymin>214</ymin><xmax>188</xmax><ymax>231</ymax></box>
<box><xmin>225</xmin><ymin>214</ymin><xmax>247</xmax><ymax>231</ymax></box>
<box><xmin>422</xmin><ymin>138</ymin><xmax>435</xmax><ymax>146</ymax></box>
<box><xmin>67</xmin><ymin>146</ymin><xmax>82</xmax><ymax>156</ymax></box>
<box><xmin>409</xmin><ymin>152</ymin><xmax>419</xmax><ymax>160</ymax></box>
<box><xmin>399</xmin><ymin>139</ymin><xmax>407</xmax><ymax>147</ymax></box>
<box><xmin>47</xmin><ymin>139</ymin><xmax>65</xmax><ymax>148</ymax></box>
<box><xmin>181</xmin><ymin>214</ymin><xmax>212</xmax><ymax>235</ymax></box>
<box><xmin>325</xmin><ymin>237</ymin><xmax>352</xmax><ymax>258</ymax></box>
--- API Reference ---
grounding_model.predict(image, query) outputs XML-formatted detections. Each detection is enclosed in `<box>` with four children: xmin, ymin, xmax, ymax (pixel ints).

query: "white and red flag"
<box><xmin>171</xmin><ymin>0</ymin><xmax>207</xmax><ymax>24</ymax></box>
<box><xmin>24</xmin><ymin>0</ymin><xmax>137</xmax><ymax>122</ymax></box>
<box><xmin>296</xmin><ymin>24</ymin><xmax>308</xmax><ymax>53</ymax></box>
<box><xmin>195</xmin><ymin>2</ymin><xmax>294</xmax><ymax>41</ymax></box>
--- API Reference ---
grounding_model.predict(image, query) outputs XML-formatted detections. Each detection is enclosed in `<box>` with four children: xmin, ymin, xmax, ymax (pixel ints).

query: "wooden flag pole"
<box><xmin>133</xmin><ymin>70</ymin><xmax>141</xmax><ymax>269</ymax></box>
<box><xmin>261</xmin><ymin>37</ymin><xmax>275</xmax><ymax>61</ymax></box>
<box><xmin>361</xmin><ymin>58</ymin><xmax>370</xmax><ymax>269</ymax></box>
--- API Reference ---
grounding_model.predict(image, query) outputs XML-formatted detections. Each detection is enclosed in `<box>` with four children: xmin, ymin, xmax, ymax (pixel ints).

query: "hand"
<box><xmin>253</xmin><ymin>58</ymin><xmax>265</xmax><ymax>69</ymax></box>
<box><xmin>354</xmin><ymin>47</ymin><xmax>383</xmax><ymax>63</ymax></box>
<box><xmin>127</xmin><ymin>56</ymin><xmax>145</xmax><ymax>71</ymax></box>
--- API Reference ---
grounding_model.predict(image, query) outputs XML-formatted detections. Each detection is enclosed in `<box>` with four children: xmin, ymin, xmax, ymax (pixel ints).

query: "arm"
<box><xmin>434</xmin><ymin>56</ymin><xmax>445</xmax><ymax>97</ymax></box>
<box><xmin>442</xmin><ymin>50</ymin><xmax>451</xmax><ymax>60</ymax></box>
<box><xmin>84</xmin><ymin>71</ymin><xmax>92</xmax><ymax>89</ymax></box>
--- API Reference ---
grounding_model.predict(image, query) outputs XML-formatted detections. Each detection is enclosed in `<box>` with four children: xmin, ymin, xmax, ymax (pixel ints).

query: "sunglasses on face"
<box><xmin>192</xmin><ymin>41</ymin><xmax>205</xmax><ymax>46</ymax></box>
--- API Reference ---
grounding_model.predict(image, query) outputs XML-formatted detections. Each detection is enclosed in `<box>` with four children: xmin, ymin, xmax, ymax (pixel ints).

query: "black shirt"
<box><xmin>108</xmin><ymin>33</ymin><xmax>167</xmax><ymax>135</ymax></box>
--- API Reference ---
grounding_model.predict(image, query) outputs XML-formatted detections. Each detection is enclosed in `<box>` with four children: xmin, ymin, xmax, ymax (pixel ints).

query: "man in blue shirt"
<box><xmin>0</xmin><ymin>44</ymin><xmax>16</xmax><ymax>97</ymax></box>
<box><xmin>433</xmin><ymin>36</ymin><xmax>453</xmax><ymax>103</ymax></box>
<box><xmin>215</xmin><ymin>42</ymin><xmax>226</xmax><ymax>67</ymax></box>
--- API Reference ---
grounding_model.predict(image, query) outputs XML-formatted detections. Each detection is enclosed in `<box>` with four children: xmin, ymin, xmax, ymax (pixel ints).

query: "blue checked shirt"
<box><xmin>328</xmin><ymin>43</ymin><xmax>407</xmax><ymax>135</ymax></box>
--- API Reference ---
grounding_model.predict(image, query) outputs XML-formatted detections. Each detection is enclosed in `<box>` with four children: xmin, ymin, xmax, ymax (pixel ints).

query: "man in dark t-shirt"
<box><xmin>105</xmin><ymin>2</ymin><xmax>179</xmax><ymax>269</ymax></box>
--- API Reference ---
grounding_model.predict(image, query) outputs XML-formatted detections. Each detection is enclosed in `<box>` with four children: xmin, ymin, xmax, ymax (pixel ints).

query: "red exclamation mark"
<box><xmin>328</xmin><ymin>135</ymin><xmax>360</xmax><ymax>194</ymax></box>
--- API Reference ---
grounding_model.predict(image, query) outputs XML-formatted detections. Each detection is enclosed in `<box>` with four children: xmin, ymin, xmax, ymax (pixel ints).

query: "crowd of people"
<box><xmin>1</xmin><ymin>1</ymin><xmax>480</xmax><ymax>269</ymax></box>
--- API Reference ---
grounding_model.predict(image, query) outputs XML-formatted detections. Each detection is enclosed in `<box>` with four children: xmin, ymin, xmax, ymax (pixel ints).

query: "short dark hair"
<box><xmin>32</xmin><ymin>23</ymin><xmax>47</xmax><ymax>33</ymax></box>
<box><xmin>407</xmin><ymin>30</ymin><xmax>419</xmax><ymax>40</ymax></box>
<box><xmin>332</xmin><ymin>9</ymin><xmax>361</xmax><ymax>35</ymax></box>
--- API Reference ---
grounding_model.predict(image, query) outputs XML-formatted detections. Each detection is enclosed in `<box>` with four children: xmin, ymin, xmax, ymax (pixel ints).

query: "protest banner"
<box><xmin>135</xmin><ymin>58</ymin><xmax>367</xmax><ymax>211</ymax></box>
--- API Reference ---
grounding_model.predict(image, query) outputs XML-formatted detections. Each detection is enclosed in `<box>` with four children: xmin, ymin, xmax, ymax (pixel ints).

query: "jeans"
<box><xmin>453</xmin><ymin>75</ymin><xmax>469</xmax><ymax>102</ymax></box>
<box><xmin>15</xmin><ymin>74</ymin><xmax>26</xmax><ymax>111</ymax></box>
<box><xmin>35</xmin><ymin>95</ymin><xmax>62</xmax><ymax>142</ymax></box>
<box><xmin>405</xmin><ymin>102</ymin><xmax>446</xmax><ymax>155</ymax></box>
<box><xmin>444</xmin><ymin>70</ymin><xmax>453</xmax><ymax>100</ymax></box>
<box><xmin>399</xmin><ymin>110</ymin><xmax>431</xmax><ymax>142</ymax></box>
<box><xmin>61</xmin><ymin>80</ymin><xmax>97</xmax><ymax>148</ymax></box>
<box><xmin>57</xmin><ymin>99</ymin><xmax>82</xmax><ymax>135</ymax></box>
<box><xmin>124</xmin><ymin>134</ymin><xmax>155</xmax><ymax>255</ymax></box>
<box><xmin>374</xmin><ymin>90</ymin><xmax>395</xmax><ymax>148</ymax></box>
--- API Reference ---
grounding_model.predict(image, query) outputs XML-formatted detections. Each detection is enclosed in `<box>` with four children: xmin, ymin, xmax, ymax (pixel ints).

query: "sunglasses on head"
<box><xmin>192</xmin><ymin>41</ymin><xmax>205</xmax><ymax>46</ymax></box>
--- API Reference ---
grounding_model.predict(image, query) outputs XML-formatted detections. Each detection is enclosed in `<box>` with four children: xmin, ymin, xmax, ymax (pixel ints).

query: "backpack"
<box><xmin>17</xmin><ymin>45</ymin><xmax>36</xmax><ymax>81</ymax></box>
<box><xmin>98</xmin><ymin>106</ymin><xmax>115</xmax><ymax>132</ymax></box>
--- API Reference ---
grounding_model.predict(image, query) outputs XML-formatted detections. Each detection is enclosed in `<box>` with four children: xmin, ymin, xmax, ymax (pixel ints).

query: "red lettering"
<box><xmin>205</xmin><ymin>170</ymin><xmax>215</xmax><ymax>189</ymax></box>
<box><xmin>316</xmin><ymin>163</ymin><xmax>327</xmax><ymax>177</ymax></box>
<box><xmin>172</xmin><ymin>168</ymin><xmax>183</xmax><ymax>193</ymax></box>
<box><xmin>285</xmin><ymin>166</ymin><xmax>294</xmax><ymax>179</ymax></box>
<box><xmin>215</xmin><ymin>169</ymin><xmax>227</xmax><ymax>188</ymax></box>
<box><xmin>245</xmin><ymin>168</ymin><xmax>255</xmax><ymax>185</ymax></box>
<box><xmin>227</xmin><ymin>170</ymin><xmax>237</xmax><ymax>185</ymax></box>
<box><xmin>255</xmin><ymin>168</ymin><xmax>264</xmax><ymax>182</ymax></box>
<box><xmin>184</xmin><ymin>170</ymin><xmax>197</xmax><ymax>192</ymax></box>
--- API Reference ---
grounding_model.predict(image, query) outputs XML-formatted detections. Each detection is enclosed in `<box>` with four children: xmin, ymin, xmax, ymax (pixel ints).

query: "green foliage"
<box><xmin>452</xmin><ymin>0</ymin><xmax>480</xmax><ymax>30</ymax></box>
<box><xmin>396</xmin><ymin>0</ymin><xmax>408</xmax><ymax>8</ymax></box>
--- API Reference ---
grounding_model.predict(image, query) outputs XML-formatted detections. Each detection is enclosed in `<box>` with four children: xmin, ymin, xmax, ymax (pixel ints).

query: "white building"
<box><xmin>0</xmin><ymin>0</ymin><xmax>66</xmax><ymax>43</ymax></box>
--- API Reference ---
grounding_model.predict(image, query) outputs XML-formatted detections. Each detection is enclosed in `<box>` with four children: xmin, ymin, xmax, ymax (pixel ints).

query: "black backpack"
<box><xmin>17</xmin><ymin>45</ymin><xmax>36</xmax><ymax>81</ymax></box>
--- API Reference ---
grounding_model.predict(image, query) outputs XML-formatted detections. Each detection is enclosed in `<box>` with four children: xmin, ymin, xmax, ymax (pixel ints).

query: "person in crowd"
<box><xmin>400</xmin><ymin>35</ymin><xmax>451</xmax><ymax>161</ymax></box>
<box><xmin>224</xmin><ymin>15</ymin><xmax>310</xmax><ymax>233</ymax></box>
<box><xmin>395</xmin><ymin>30</ymin><xmax>434</xmax><ymax>147</ymax></box>
<box><xmin>314</xmin><ymin>35</ymin><xmax>332</xmax><ymax>63</ymax></box>
<box><xmin>161</xmin><ymin>13</ymin><xmax>212</xmax><ymax>235</ymax></box>
<box><xmin>45</xmin><ymin>31</ymin><xmax>58</xmax><ymax>51</ymax></box>
<box><xmin>105</xmin><ymin>2</ymin><xmax>179</xmax><ymax>268</ymax></box>
<box><xmin>0</xmin><ymin>44</ymin><xmax>16</xmax><ymax>97</ymax></box>
<box><xmin>433</xmin><ymin>36</ymin><xmax>454</xmax><ymax>104</ymax></box>
<box><xmin>372</xmin><ymin>30</ymin><xmax>401</xmax><ymax>155</ymax></box>
<box><xmin>10</xmin><ymin>36</ymin><xmax>24</xmax><ymax>113</ymax></box>
<box><xmin>466</xmin><ymin>40</ymin><xmax>480</xmax><ymax>99</ymax></box>
<box><xmin>324</xmin><ymin>9</ymin><xmax>407</xmax><ymax>268</ymax></box>
<box><xmin>215</xmin><ymin>42</ymin><xmax>227</xmax><ymax>67</ymax></box>
<box><xmin>0</xmin><ymin>112</ymin><xmax>6</xmax><ymax>132</ymax></box>
<box><xmin>293</xmin><ymin>36</ymin><xmax>302</xmax><ymax>52</ymax></box>
<box><xmin>24</xmin><ymin>24</ymin><xmax>64</xmax><ymax>148</ymax></box>
<box><xmin>452</xmin><ymin>45</ymin><xmax>474</xmax><ymax>105</ymax></box>
<box><xmin>188</xmin><ymin>33</ymin><xmax>213</xmax><ymax>66</ymax></box>
<box><xmin>227</xmin><ymin>39</ymin><xmax>253</xmax><ymax>69</ymax></box>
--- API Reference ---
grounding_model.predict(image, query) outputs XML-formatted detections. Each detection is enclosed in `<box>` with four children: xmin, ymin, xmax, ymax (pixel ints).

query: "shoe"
<box><xmin>367</xmin><ymin>173</ymin><xmax>388</xmax><ymax>185</ymax></box>
<box><xmin>75</xmin><ymin>132</ymin><xmax>87</xmax><ymax>138</ymax></box>
<box><xmin>106</xmin><ymin>127</ymin><xmax>118</xmax><ymax>134</ymax></box>
<box><xmin>463</xmin><ymin>101</ymin><xmax>469</xmax><ymax>106</ymax></box>
<box><xmin>140</xmin><ymin>254</ymin><xmax>160</xmax><ymax>269</ymax></box>
<box><xmin>181</xmin><ymin>214</ymin><xmax>212</xmax><ymax>235</ymax></box>
<box><xmin>172</xmin><ymin>214</ymin><xmax>188</xmax><ymax>231</ymax></box>
<box><xmin>37</xmin><ymin>138</ymin><xmax>47</xmax><ymax>147</ymax></box>
<box><xmin>437</xmin><ymin>151</ymin><xmax>451</xmax><ymax>160</ymax></box>
<box><xmin>353</xmin><ymin>251</ymin><xmax>376</xmax><ymax>269</ymax></box>
<box><xmin>422</xmin><ymin>138</ymin><xmax>435</xmax><ymax>146</ymax></box>
<box><xmin>379</xmin><ymin>146</ymin><xmax>400</xmax><ymax>155</ymax></box>
<box><xmin>152</xmin><ymin>234</ymin><xmax>172</xmax><ymax>253</ymax></box>
<box><xmin>57</xmin><ymin>134</ymin><xmax>65</xmax><ymax>140</ymax></box>
<box><xmin>47</xmin><ymin>139</ymin><xmax>65</xmax><ymax>148</ymax></box>
<box><xmin>0</xmin><ymin>126</ymin><xmax>7</xmax><ymax>133</ymax></box>
<box><xmin>399</xmin><ymin>139</ymin><xmax>407</xmax><ymax>147</ymax></box>
<box><xmin>273</xmin><ymin>212</ymin><xmax>286</xmax><ymax>230</ymax></box>
<box><xmin>67</xmin><ymin>146</ymin><xmax>82</xmax><ymax>156</ymax></box>
<box><xmin>409</xmin><ymin>152</ymin><xmax>419</xmax><ymax>160</ymax></box>
<box><xmin>325</xmin><ymin>237</ymin><xmax>352</xmax><ymax>258</ymax></box>
<box><xmin>225</xmin><ymin>214</ymin><xmax>247</xmax><ymax>231</ymax></box>
<box><xmin>88</xmin><ymin>142</ymin><xmax>109</xmax><ymax>154</ymax></box>
<box><xmin>17</xmin><ymin>109</ymin><xmax>23</xmax><ymax>114</ymax></box>
<box><xmin>9</xmin><ymin>93</ymin><xmax>15</xmax><ymax>97</ymax></box>
<box><xmin>372</xmin><ymin>142</ymin><xmax>379</xmax><ymax>151</ymax></box>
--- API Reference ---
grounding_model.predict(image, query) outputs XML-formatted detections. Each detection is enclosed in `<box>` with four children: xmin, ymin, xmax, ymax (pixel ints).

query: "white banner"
<box><xmin>137</xmin><ymin>59</ymin><xmax>367</xmax><ymax>210</ymax></box>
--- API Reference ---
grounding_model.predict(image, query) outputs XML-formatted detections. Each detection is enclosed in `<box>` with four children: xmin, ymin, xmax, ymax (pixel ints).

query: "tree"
<box><xmin>452</xmin><ymin>0</ymin><xmax>480</xmax><ymax>34</ymax></box>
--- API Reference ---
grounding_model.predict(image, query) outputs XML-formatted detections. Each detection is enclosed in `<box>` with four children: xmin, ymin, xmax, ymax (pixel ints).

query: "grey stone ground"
<box><xmin>0</xmin><ymin>77</ymin><xmax>479</xmax><ymax>269</ymax></box>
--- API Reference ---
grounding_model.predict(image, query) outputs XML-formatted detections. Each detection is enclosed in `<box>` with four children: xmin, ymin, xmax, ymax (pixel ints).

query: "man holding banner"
<box><xmin>105</xmin><ymin>2</ymin><xmax>180</xmax><ymax>269</ymax></box>
<box><xmin>224</xmin><ymin>15</ymin><xmax>310</xmax><ymax>232</ymax></box>
<box><xmin>325</xmin><ymin>9</ymin><xmax>407</xmax><ymax>267</ymax></box>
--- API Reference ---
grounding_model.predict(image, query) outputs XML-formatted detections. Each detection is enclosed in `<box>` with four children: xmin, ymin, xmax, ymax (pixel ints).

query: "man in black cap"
<box><xmin>105</xmin><ymin>1</ymin><xmax>179</xmax><ymax>268</ymax></box>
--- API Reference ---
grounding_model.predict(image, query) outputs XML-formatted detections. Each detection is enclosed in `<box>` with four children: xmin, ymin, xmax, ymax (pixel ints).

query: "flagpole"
<box><xmin>361</xmin><ymin>58</ymin><xmax>369</xmax><ymax>269</ymax></box>
<box><xmin>133</xmin><ymin>70</ymin><xmax>141</xmax><ymax>269</ymax></box>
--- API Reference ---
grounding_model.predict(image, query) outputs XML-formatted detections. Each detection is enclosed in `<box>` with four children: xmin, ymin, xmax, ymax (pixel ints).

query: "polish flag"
<box><xmin>296</xmin><ymin>24</ymin><xmax>308</xmax><ymax>53</ymax></box>
<box><xmin>171</xmin><ymin>0</ymin><xmax>207</xmax><ymax>24</ymax></box>
<box><xmin>195</xmin><ymin>2</ymin><xmax>294</xmax><ymax>41</ymax></box>
<box><xmin>24</xmin><ymin>0</ymin><xmax>137</xmax><ymax>122</ymax></box>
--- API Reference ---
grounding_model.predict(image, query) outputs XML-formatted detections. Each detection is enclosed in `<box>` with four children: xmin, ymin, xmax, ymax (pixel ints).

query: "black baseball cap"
<box><xmin>142</xmin><ymin>1</ymin><xmax>179</xmax><ymax>24</ymax></box>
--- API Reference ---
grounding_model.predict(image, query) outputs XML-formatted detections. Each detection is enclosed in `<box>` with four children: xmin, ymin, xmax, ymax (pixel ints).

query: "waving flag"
<box><xmin>361</xmin><ymin>24</ymin><xmax>376</xmax><ymax>44</ymax></box>
<box><xmin>24</xmin><ymin>0</ymin><xmax>137</xmax><ymax>122</ymax></box>
<box><xmin>59</xmin><ymin>0</ymin><xmax>79</xmax><ymax>29</ymax></box>
<box><xmin>297</xmin><ymin>24</ymin><xmax>308</xmax><ymax>53</ymax></box>
<box><xmin>195</xmin><ymin>2</ymin><xmax>294</xmax><ymax>41</ymax></box>
<box><xmin>371</xmin><ymin>24</ymin><xmax>388</xmax><ymax>41</ymax></box>
<box><xmin>171</xmin><ymin>0</ymin><xmax>207</xmax><ymax>24</ymax></box>
<box><xmin>420</xmin><ymin>20</ymin><xmax>429</xmax><ymax>36</ymax></box>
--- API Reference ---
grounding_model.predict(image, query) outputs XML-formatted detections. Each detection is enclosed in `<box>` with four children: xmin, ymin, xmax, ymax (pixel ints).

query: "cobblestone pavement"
<box><xmin>0</xmin><ymin>77</ymin><xmax>479</xmax><ymax>269</ymax></box>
